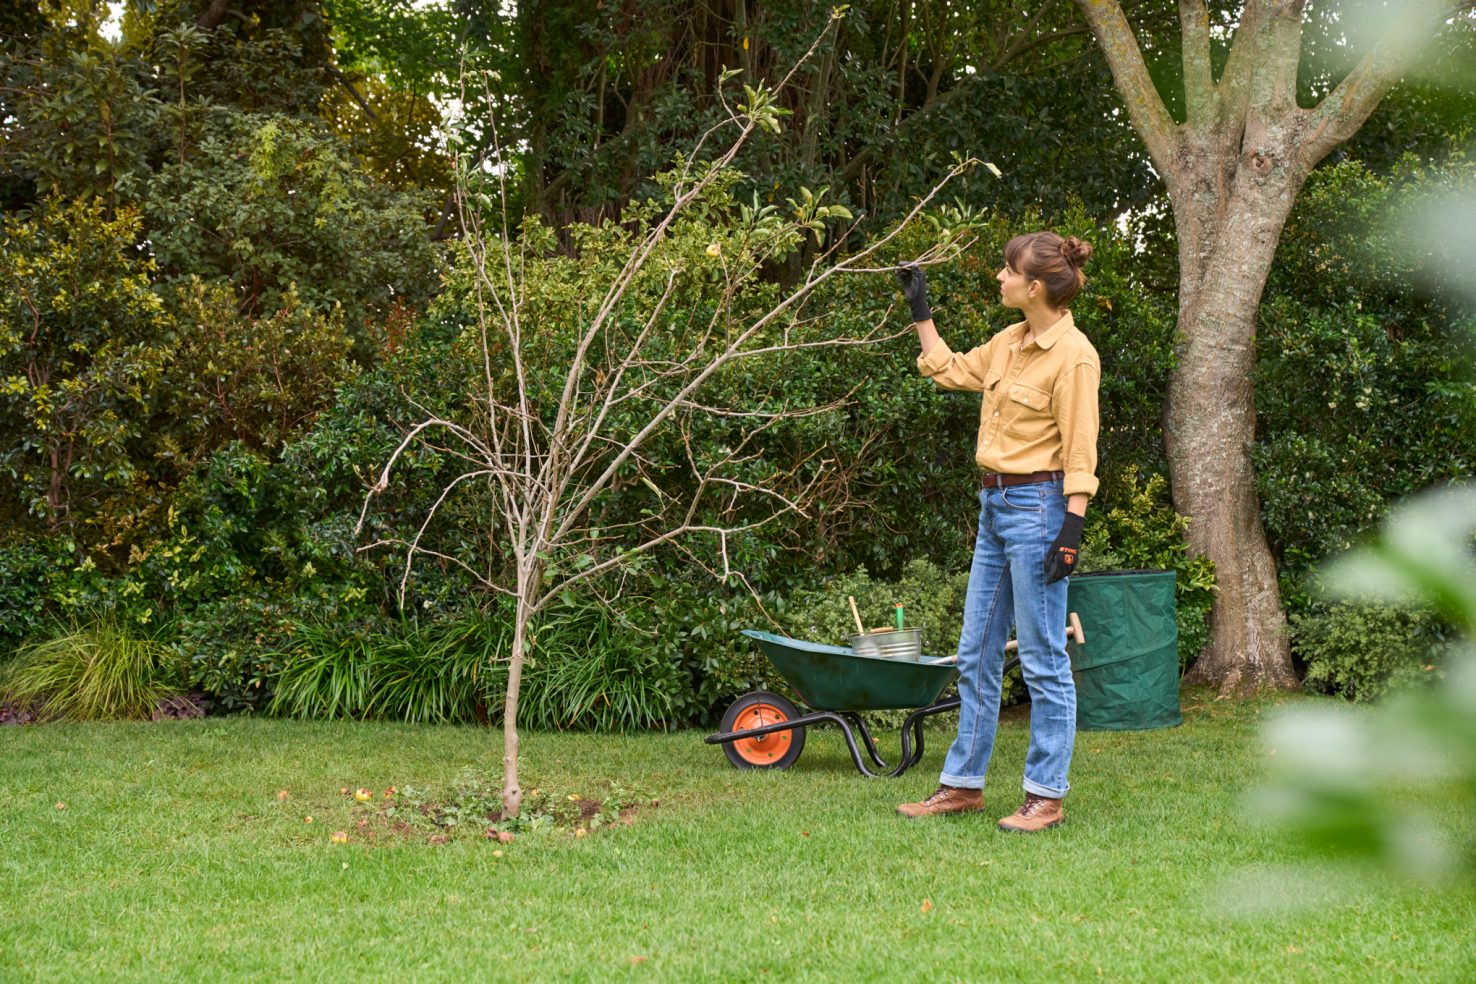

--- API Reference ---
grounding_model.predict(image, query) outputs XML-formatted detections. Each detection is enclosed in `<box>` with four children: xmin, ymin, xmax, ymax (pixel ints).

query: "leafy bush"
<box><xmin>784</xmin><ymin>558</ymin><xmax>971</xmax><ymax>656</ymax></box>
<box><xmin>0</xmin><ymin>199</ymin><xmax>172</xmax><ymax>532</ymax></box>
<box><xmin>1256</xmin><ymin>158</ymin><xmax>1476</xmax><ymax>601</ymax></box>
<box><xmin>0</xmin><ymin>615</ymin><xmax>183</xmax><ymax>720</ymax></box>
<box><xmin>515</xmin><ymin>604</ymin><xmax>686</xmax><ymax>732</ymax></box>
<box><xmin>269</xmin><ymin>615</ymin><xmax>502</xmax><ymax>724</ymax></box>
<box><xmin>1292</xmin><ymin>601</ymin><xmax>1454</xmax><ymax>702</ymax></box>
<box><xmin>269</xmin><ymin>603</ymin><xmax>685</xmax><ymax>731</ymax></box>
<box><xmin>0</xmin><ymin>541</ymin><xmax>58</xmax><ymax>655</ymax></box>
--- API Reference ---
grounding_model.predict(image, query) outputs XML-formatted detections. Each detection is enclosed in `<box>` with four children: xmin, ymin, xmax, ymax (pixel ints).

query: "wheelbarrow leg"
<box><xmin>839</xmin><ymin>712</ymin><xmax>891</xmax><ymax>770</ymax></box>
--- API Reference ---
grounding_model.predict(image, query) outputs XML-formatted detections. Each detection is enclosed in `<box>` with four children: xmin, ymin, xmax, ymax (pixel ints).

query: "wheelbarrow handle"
<box><xmin>1069</xmin><ymin>611</ymin><xmax>1086</xmax><ymax>645</ymax></box>
<box><xmin>929</xmin><ymin>611</ymin><xmax>1084</xmax><ymax>664</ymax></box>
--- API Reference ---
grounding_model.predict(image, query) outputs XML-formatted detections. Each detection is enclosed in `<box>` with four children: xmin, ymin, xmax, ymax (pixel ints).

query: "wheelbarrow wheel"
<box><xmin>720</xmin><ymin>690</ymin><xmax>806</xmax><ymax>770</ymax></box>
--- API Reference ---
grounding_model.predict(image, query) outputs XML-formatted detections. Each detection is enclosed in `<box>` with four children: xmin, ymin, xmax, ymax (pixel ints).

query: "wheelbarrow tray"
<box><xmin>741</xmin><ymin>629</ymin><xmax>957</xmax><ymax>711</ymax></box>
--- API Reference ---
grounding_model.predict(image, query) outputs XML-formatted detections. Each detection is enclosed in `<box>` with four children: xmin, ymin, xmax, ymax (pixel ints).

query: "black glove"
<box><xmin>1044</xmin><ymin>512</ymin><xmax>1084</xmax><ymax>584</ymax></box>
<box><xmin>894</xmin><ymin>264</ymin><xmax>933</xmax><ymax>322</ymax></box>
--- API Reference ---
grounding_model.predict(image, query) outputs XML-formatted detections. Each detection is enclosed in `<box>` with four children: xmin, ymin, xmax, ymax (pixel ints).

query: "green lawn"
<box><xmin>2</xmin><ymin>693</ymin><xmax>1472</xmax><ymax>982</ymax></box>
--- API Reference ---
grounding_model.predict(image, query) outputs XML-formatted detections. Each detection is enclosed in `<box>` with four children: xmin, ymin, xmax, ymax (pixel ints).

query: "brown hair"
<box><xmin>1003</xmin><ymin>231</ymin><xmax>1093</xmax><ymax>308</ymax></box>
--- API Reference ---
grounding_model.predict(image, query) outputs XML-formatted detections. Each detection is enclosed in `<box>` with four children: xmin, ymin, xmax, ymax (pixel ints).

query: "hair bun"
<box><xmin>1061</xmin><ymin>236</ymin><xmax>1093</xmax><ymax>268</ymax></box>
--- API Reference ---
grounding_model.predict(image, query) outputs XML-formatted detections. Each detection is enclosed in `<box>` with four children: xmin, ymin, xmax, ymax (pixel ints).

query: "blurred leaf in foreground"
<box><xmin>1255</xmin><ymin>484</ymin><xmax>1476</xmax><ymax>884</ymax></box>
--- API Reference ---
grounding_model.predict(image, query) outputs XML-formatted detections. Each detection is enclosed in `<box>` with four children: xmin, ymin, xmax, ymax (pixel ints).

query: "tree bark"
<box><xmin>1165</xmin><ymin>165</ymin><xmax>1306</xmax><ymax>692</ymax></box>
<box><xmin>502</xmin><ymin>596</ymin><xmax>530</xmax><ymax>819</ymax></box>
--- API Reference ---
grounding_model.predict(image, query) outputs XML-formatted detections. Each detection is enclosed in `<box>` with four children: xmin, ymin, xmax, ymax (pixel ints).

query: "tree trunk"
<box><xmin>501</xmin><ymin>604</ymin><xmax>528</xmax><ymax>818</ymax></box>
<box><xmin>1165</xmin><ymin>164</ymin><xmax>1306</xmax><ymax>693</ymax></box>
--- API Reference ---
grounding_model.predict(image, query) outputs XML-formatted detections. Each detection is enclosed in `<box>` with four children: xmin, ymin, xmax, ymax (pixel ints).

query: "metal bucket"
<box><xmin>849</xmin><ymin>627</ymin><xmax>923</xmax><ymax>662</ymax></box>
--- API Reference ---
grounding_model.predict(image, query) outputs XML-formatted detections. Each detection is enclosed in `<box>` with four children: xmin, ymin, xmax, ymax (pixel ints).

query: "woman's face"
<box><xmin>996</xmin><ymin>261</ymin><xmax>1035</xmax><ymax>310</ymax></box>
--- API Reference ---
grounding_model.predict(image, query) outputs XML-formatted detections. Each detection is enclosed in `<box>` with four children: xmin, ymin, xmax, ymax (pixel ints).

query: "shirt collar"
<box><xmin>1013</xmin><ymin>311</ymin><xmax>1075</xmax><ymax>350</ymax></box>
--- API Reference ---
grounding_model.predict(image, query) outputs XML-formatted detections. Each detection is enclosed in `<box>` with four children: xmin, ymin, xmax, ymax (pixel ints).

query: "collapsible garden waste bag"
<box><xmin>1066</xmin><ymin>570</ymin><xmax>1182</xmax><ymax>731</ymax></box>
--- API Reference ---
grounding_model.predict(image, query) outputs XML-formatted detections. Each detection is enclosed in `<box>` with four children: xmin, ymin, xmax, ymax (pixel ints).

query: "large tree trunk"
<box><xmin>1166</xmin><ymin>167</ymin><xmax>1306</xmax><ymax>691</ymax></box>
<box><xmin>1159</xmin><ymin>121</ymin><xmax>1314</xmax><ymax>692</ymax></box>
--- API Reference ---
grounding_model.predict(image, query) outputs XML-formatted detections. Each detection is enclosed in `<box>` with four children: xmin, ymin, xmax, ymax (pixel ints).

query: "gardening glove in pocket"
<box><xmin>1044</xmin><ymin>512</ymin><xmax>1084</xmax><ymax>584</ymax></box>
<box><xmin>894</xmin><ymin>265</ymin><xmax>933</xmax><ymax>322</ymax></box>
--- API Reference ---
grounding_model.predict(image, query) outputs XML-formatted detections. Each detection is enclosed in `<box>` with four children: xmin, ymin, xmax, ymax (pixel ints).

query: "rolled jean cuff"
<box><xmin>939</xmin><ymin>773</ymin><xmax>985</xmax><ymax>790</ymax></box>
<box><xmin>1023</xmin><ymin>776</ymin><xmax>1068</xmax><ymax>799</ymax></box>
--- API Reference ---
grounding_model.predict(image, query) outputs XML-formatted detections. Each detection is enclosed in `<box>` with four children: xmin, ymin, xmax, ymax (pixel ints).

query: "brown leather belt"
<box><xmin>980</xmin><ymin>470</ymin><xmax>1064</xmax><ymax>489</ymax></box>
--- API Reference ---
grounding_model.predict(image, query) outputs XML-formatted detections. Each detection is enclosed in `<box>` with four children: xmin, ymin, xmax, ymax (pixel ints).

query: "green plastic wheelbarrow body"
<box><xmin>740</xmin><ymin>629</ymin><xmax>958</xmax><ymax>711</ymax></box>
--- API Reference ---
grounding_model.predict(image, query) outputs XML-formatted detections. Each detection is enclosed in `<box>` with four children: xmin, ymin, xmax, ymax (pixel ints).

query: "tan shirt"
<box><xmin>917</xmin><ymin>311</ymin><xmax>1100</xmax><ymax>498</ymax></box>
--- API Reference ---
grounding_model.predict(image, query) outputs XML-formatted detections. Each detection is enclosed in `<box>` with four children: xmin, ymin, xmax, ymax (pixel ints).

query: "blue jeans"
<box><xmin>939</xmin><ymin>479</ymin><xmax>1076</xmax><ymax>799</ymax></box>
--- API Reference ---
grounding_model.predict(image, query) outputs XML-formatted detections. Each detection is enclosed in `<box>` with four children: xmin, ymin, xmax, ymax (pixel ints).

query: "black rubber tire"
<box><xmin>719</xmin><ymin>690</ymin><xmax>806</xmax><ymax>770</ymax></box>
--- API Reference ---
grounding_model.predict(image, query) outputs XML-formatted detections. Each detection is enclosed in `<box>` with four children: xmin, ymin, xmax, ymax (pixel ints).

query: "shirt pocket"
<box><xmin>1002</xmin><ymin>382</ymin><xmax>1053</xmax><ymax>439</ymax></box>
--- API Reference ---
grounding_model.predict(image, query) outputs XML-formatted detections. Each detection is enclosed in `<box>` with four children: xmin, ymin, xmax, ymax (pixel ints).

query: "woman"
<box><xmin>894</xmin><ymin>232</ymin><xmax>1100</xmax><ymax>832</ymax></box>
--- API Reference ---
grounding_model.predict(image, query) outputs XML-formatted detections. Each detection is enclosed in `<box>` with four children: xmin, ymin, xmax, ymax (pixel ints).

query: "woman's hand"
<box><xmin>895</xmin><ymin>264</ymin><xmax>933</xmax><ymax>323</ymax></box>
<box><xmin>1044</xmin><ymin>512</ymin><xmax>1084</xmax><ymax>584</ymax></box>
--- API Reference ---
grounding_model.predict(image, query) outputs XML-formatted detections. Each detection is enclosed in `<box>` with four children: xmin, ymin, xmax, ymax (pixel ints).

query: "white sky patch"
<box><xmin>101</xmin><ymin>2</ymin><xmax>123</xmax><ymax>43</ymax></box>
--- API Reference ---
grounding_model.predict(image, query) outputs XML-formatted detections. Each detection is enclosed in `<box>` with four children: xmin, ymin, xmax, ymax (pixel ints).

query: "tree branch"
<box><xmin>1072</xmin><ymin>0</ymin><xmax>1180</xmax><ymax>176</ymax></box>
<box><xmin>1300</xmin><ymin>0</ymin><xmax>1462</xmax><ymax>168</ymax></box>
<box><xmin>1179</xmin><ymin>0</ymin><xmax>1214</xmax><ymax>123</ymax></box>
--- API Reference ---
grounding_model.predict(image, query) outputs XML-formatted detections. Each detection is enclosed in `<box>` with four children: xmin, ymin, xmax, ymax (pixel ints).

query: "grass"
<box><xmin>2</xmin><ymin>691</ymin><xmax>1473</xmax><ymax>982</ymax></box>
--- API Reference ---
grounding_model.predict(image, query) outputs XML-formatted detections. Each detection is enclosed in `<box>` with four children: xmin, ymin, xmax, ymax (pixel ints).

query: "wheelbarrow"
<box><xmin>706</xmin><ymin>617</ymin><xmax>1085</xmax><ymax>777</ymax></box>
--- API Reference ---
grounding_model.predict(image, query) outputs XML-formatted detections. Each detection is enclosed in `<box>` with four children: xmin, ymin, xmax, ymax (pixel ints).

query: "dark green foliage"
<box><xmin>0</xmin><ymin>541</ymin><xmax>55</xmax><ymax>654</ymax></box>
<box><xmin>1291</xmin><ymin>601</ymin><xmax>1454</xmax><ymax>702</ymax></box>
<box><xmin>1255</xmin><ymin>159</ymin><xmax>1476</xmax><ymax>602</ymax></box>
<box><xmin>144</xmin><ymin>110</ymin><xmax>442</xmax><ymax>337</ymax></box>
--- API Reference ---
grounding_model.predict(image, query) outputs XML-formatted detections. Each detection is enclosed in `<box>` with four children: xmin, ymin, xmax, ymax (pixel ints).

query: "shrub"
<box><xmin>1292</xmin><ymin>601</ymin><xmax>1455</xmax><ymax>702</ymax></box>
<box><xmin>269</xmin><ymin>603</ymin><xmax>686</xmax><ymax>731</ymax></box>
<box><xmin>0</xmin><ymin>616</ymin><xmax>183</xmax><ymax>720</ymax></box>
<box><xmin>1256</xmin><ymin>158</ymin><xmax>1476</xmax><ymax>601</ymax></box>
<box><xmin>361</xmin><ymin>618</ymin><xmax>508</xmax><ymax>724</ymax></box>
<box><xmin>784</xmin><ymin>558</ymin><xmax>971</xmax><ymax>656</ymax></box>
<box><xmin>515</xmin><ymin>604</ymin><xmax>685</xmax><ymax>732</ymax></box>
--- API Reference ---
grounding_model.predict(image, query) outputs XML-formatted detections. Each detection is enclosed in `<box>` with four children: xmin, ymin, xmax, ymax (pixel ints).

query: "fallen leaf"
<box><xmin>354</xmin><ymin>788</ymin><xmax>373</xmax><ymax>802</ymax></box>
<box><xmin>428</xmin><ymin>834</ymin><xmax>449</xmax><ymax>845</ymax></box>
<box><xmin>496</xmin><ymin>830</ymin><xmax>515</xmax><ymax>844</ymax></box>
<box><xmin>629</xmin><ymin>956</ymin><xmax>647</xmax><ymax>966</ymax></box>
<box><xmin>330</xmin><ymin>830</ymin><xmax>348</xmax><ymax>844</ymax></box>
<box><xmin>574</xmin><ymin>828</ymin><xmax>587</xmax><ymax>839</ymax></box>
<box><xmin>492</xmin><ymin>849</ymin><xmax>504</xmax><ymax>858</ymax></box>
<box><xmin>276</xmin><ymin>789</ymin><xmax>290</xmax><ymax>801</ymax></box>
<box><xmin>304</xmin><ymin>816</ymin><xmax>314</xmax><ymax>823</ymax></box>
<box><xmin>920</xmin><ymin>899</ymin><xmax>934</xmax><ymax>913</ymax></box>
<box><xmin>54</xmin><ymin>802</ymin><xmax>66</xmax><ymax>811</ymax></box>
<box><xmin>567</xmin><ymin>794</ymin><xmax>581</xmax><ymax>801</ymax></box>
<box><xmin>1286</xmin><ymin>945</ymin><xmax>1302</xmax><ymax>954</ymax></box>
<box><xmin>340</xmin><ymin>787</ymin><xmax>349</xmax><ymax>795</ymax></box>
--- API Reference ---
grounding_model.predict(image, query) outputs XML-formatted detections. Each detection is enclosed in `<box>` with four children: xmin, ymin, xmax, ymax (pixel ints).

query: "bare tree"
<box><xmin>357</xmin><ymin>12</ymin><xmax>975</xmax><ymax>816</ymax></box>
<box><xmin>1074</xmin><ymin>0</ymin><xmax>1471</xmax><ymax>693</ymax></box>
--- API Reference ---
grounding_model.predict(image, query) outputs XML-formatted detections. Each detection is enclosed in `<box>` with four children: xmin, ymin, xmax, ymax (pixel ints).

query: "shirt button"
<box><xmin>993</xmin><ymin>411</ymin><xmax>1000</xmax><ymax>417</ymax></box>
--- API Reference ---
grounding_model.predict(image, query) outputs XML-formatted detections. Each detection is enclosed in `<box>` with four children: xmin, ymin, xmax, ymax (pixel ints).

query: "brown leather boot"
<box><xmin>996</xmin><ymin>794</ymin><xmax>1065</xmax><ymax>832</ymax></box>
<box><xmin>895</xmin><ymin>785</ymin><xmax>984</xmax><ymax>818</ymax></box>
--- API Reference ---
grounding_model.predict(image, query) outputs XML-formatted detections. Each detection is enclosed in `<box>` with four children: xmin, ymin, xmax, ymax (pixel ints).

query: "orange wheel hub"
<box><xmin>729</xmin><ymin>703</ymin><xmax>792</xmax><ymax>765</ymax></box>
